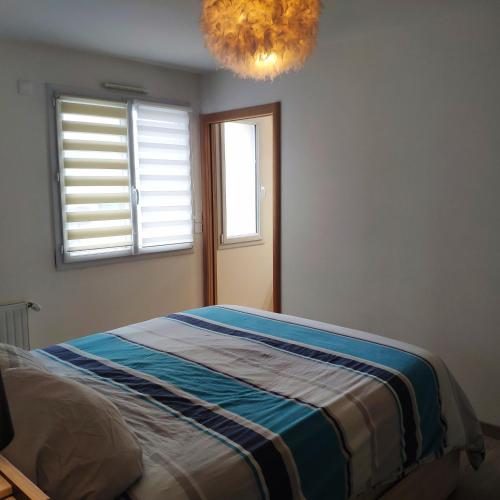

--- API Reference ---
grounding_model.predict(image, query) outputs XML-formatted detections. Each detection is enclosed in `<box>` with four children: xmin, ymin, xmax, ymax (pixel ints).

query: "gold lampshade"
<box><xmin>201</xmin><ymin>0</ymin><xmax>322</xmax><ymax>80</ymax></box>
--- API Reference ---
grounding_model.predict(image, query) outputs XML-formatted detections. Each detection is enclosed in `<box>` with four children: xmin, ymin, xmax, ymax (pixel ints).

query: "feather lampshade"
<box><xmin>201</xmin><ymin>0</ymin><xmax>322</xmax><ymax>80</ymax></box>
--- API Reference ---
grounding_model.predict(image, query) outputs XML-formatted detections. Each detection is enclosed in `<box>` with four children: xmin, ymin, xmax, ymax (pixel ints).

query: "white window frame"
<box><xmin>48</xmin><ymin>85</ymin><xmax>195</xmax><ymax>269</ymax></box>
<box><xmin>219</xmin><ymin>121</ymin><xmax>263</xmax><ymax>248</ymax></box>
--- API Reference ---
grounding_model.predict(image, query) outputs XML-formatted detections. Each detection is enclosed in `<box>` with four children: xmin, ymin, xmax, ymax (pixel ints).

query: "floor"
<box><xmin>450</xmin><ymin>437</ymin><xmax>500</xmax><ymax>499</ymax></box>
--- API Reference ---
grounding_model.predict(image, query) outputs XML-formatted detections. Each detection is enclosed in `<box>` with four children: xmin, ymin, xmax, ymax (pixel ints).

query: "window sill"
<box><xmin>218</xmin><ymin>238</ymin><xmax>265</xmax><ymax>251</ymax></box>
<box><xmin>54</xmin><ymin>244</ymin><xmax>195</xmax><ymax>271</ymax></box>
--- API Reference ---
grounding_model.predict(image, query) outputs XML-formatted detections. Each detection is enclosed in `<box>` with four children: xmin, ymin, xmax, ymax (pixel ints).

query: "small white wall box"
<box><xmin>17</xmin><ymin>80</ymin><xmax>34</xmax><ymax>96</ymax></box>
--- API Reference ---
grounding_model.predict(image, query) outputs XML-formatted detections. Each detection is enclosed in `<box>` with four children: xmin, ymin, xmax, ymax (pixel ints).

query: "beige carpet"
<box><xmin>449</xmin><ymin>437</ymin><xmax>500</xmax><ymax>499</ymax></box>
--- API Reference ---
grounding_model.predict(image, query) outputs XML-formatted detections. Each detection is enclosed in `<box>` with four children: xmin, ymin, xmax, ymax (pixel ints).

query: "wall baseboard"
<box><xmin>481</xmin><ymin>421</ymin><xmax>500</xmax><ymax>440</ymax></box>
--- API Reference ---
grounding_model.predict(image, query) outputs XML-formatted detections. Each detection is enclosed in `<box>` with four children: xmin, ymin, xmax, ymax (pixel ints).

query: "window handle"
<box><xmin>133</xmin><ymin>187</ymin><xmax>140</xmax><ymax>205</ymax></box>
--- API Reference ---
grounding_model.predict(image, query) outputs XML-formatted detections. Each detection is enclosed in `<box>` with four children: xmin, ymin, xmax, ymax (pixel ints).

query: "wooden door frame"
<box><xmin>200</xmin><ymin>102</ymin><xmax>281</xmax><ymax>312</ymax></box>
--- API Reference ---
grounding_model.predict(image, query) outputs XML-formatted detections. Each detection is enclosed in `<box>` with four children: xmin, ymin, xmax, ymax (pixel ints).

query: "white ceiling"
<box><xmin>0</xmin><ymin>0</ymin><xmax>469</xmax><ymax>73</ymax></box>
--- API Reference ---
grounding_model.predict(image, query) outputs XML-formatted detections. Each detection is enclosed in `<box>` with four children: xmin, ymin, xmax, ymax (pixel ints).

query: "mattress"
<box><xmin>34</xmin><ymin>305</ymin><xmax>485</xmax><ymax>500</ymax></box>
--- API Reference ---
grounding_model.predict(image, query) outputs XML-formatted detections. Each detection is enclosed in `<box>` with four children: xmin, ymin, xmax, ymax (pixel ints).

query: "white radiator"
<box><xmin>0</xmin><ymin>302</ymin><xmax>40</xmax><ymax>349</ymax></box>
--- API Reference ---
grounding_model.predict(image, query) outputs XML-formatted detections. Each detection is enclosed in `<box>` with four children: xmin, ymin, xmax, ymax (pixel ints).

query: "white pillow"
<box><xmin>3</xmin><ymin>367</ymin><xmax>143</xmax><ymax>500</ymax></box>
<box><xmin>0</xmin><ymin>343</ymin><xmax>44</xmax><ymax>371</ymax></box>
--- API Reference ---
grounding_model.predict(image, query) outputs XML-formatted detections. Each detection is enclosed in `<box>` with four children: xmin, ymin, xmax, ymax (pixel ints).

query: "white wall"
<box><xmin>217</xmin><ymin>116</ymin><xmax>274</xmax><ymax>311</ymax></box>
<box><xmin>0</xmin><ymin>40</ymin><xmax>204</xmax><ymax>348</ymax></box>
<box><xmin>201</xmin><ymin>4</ymin><xmax>500</xmax><ymax>424</ymax></box>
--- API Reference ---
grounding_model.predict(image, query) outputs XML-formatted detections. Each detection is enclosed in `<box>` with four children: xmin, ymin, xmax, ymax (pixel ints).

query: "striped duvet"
<box><xmin>34</xmin><ymin>306</ymin><xmax>484</xmax><ymax>500</ymax></box>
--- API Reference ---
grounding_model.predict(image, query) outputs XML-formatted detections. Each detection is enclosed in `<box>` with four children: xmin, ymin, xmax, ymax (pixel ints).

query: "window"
<box><xmin>220</xmin><ymin>121</ymin><xmax>261</xmax><ymax>245</ymax></box>
<box><xmin>53</xmin><ymin>94</ymin><xmax>193</xmax><ymax>265</ymax></box>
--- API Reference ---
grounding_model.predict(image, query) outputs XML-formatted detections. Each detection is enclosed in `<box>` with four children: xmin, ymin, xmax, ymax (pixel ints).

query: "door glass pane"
<box><xmin>223</xmin><ymin>122</ymin><xmax>258</xmax><ymax>239</ymax></box>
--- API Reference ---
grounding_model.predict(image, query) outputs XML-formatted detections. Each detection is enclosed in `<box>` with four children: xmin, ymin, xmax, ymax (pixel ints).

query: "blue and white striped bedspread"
<box><xmin>35</xmin><ymin>305</ymin><xmax>484</xmax><ymax>500</ymax></box>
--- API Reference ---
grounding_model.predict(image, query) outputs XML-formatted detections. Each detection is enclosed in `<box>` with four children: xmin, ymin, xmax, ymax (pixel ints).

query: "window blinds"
<box><xmin>58</xmin><ymin>97</ymin><xmax>133</xmax><ymax>258</ymax></box>
<box><xmin>133</xmin><ymin>103</ymin><xmax>193</xmax><ymax>250</ymax></box>
<box><xmin>55</xmin><ymin>95</ymin><xmax>193</xmax><ymax>263</ymax></box>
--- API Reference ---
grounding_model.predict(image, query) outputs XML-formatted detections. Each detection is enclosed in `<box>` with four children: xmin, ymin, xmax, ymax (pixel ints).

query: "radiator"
<box><xmin>0</xmin><ymin>302</ymin><xmax>41</xmax><ymax>349</ymax></box>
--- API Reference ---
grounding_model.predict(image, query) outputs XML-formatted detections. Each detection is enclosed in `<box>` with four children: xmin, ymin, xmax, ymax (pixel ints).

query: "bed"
<box><xmin>24</xmin><ymin>305</ymin><xmax>485</xmax><ymax>499</ymax></box>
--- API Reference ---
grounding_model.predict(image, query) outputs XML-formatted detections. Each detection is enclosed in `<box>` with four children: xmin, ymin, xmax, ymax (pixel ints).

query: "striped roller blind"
<box><xmin>57</xmin><ymin>96</ymin><xmax>133</xmax><ymax>259</ymax></box>
<box><xmin>133</xmin><ymin>102</ymin><xmax>193</xmax><ymax>250</ymax></box>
